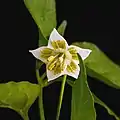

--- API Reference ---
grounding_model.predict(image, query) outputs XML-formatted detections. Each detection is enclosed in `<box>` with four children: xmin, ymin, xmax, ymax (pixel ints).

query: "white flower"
<box><xmin>29</xmin><ymin>28</ymin><xmax>92</xmax><ymax>81</ymax></box>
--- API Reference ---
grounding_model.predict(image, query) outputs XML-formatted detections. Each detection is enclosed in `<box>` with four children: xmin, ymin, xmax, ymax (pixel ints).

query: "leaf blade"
<box><xmin>71</xmin><ymin>55</ymin><xmax>96</xmax><ymax>120</ymax></box>
<box><xmin>57</xmin><ymin>20</ymin><xmax>67</xmax><ymax>36</ymax></box>
<box><xmin>24</xmin><ymin>0</ymin><xmax>56</xmax><ymax>37</ymax></box>
<box><xmin>0</xmin><ymin>81</ymin><xmax>40</xmax><ymax>120</ymax></box>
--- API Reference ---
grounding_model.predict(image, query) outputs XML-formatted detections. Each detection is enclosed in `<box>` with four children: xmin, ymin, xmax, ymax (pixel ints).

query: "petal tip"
<box><xmin>29</xmin><ymin>50</ymin><xmax>32</xmax><ymax>53</ymax></box>
<box><xmin>87</xmin><ymin>49</ymin><xmax>92</xmax><ymax>55</ymax></box>
<box><xmin>89</xmin><ymin>49</ymin><xmax>92</xmax><ymax>53</ymax></box>
<box><xmin>51</xmin><ymin>28</ymin><xmax>57</xmax><ymax>34</ymax></box>
<box><xmin>53</xmin><ymin>28</ymin><xmax>57</xmax><ymax>31</ymax></box>
<box><xmin>52</xmin><ymin>28</ymin><xmax>59</xmax><ymax>34</ymax></box>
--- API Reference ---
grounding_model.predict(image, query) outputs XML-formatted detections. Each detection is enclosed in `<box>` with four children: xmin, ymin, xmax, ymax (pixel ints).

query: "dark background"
<box><xmin>0</xmin><ymin>0</ymin><xmax>120</xmax><ymax>120</ymax></box>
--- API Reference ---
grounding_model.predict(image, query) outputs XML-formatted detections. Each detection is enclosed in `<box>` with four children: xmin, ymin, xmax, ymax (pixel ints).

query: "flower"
<box><xmin>29</xmin><ymin>28</ymin><xmax>91</xmax><ymax>81</ymax></box>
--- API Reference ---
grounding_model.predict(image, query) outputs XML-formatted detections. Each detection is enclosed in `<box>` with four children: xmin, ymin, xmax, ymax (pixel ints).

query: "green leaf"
<box><xmin>57</xmin><ymin>20</ymin><xmax>67</xmax><ymax>36</ymax></box>
<box><xmin>0</xmin><ymin>81</ymin><xmax>40</xmax><ymax>120</ymax></box>
<box><xmin>71</xmin><ymin>55</ymin><xmax>96</xmax><ymax>120</ymax></box>
<box><xmin>38</xmin><ymin>29</ymin><xmax>48</xmax><ymax>46</ymax></box>
<box><xmin>38</xmin><ymin>37</ymin><xmax>48</xmax><ymax>47</ymax></box>
<box><xmin>73</xmin><ymin>42</ymin><xmax>120</xmax><ymax>89</ymax></box>
<box><xmin>92</xmin><ymin>93</ymin><xmax>120</xmax><ymax>120</ymax></box>
<box><xmin>24</xmin><ymin>0</ymin><xmax>56</xmax><ymax>38</ymax></box>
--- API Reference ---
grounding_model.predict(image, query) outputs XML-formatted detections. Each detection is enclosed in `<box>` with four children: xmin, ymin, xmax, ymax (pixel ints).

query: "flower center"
<box><xmin>47</xmin><ymin>48</ymin><xmax>72</xmax><ymax>74</ymax></box>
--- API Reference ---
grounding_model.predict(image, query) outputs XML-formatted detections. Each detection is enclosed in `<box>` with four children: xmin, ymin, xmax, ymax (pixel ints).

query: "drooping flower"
<box><xmin>29</xmin><ymin>28</ymin><xmax>91</xmax><ymax>81</ymax></box>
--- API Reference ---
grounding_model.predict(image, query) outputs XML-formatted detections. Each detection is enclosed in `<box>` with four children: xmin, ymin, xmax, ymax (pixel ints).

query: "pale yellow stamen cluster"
<box><xmin>46</xmin><ymin>47</ymin><xmax>72</xmax><ymax>75</ymax></box>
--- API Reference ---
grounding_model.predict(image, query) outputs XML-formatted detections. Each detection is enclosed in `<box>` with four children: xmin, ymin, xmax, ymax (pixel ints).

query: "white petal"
<box><xmin>65</xmin><ymin>61</ymin><xmax>80</xmax><ymax>79</ymax></box>
<box><xmin>48</xmin><ymin>28</ymin><xmax>68</xmax><ymax>49</ymax></box>
<box><xmin>47</xmin><ymin>69</ymin><xmax>65</xmax><ymax>81</ymax></box>
<box><xmin>29</xmin><ymin>47</ymin><xmax>53</xmax><ymax>63</ymax></box>
<box><xmin>69</xmin><ymin>45</ymin><xmax>92</xmax><ymax>60</ymax></box>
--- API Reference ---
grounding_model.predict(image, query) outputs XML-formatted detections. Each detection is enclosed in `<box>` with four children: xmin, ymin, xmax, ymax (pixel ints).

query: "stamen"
<box><xmin>48</xmin><ymin>56</ymin><xmax>55</xmax><ymax>62</ymax></box>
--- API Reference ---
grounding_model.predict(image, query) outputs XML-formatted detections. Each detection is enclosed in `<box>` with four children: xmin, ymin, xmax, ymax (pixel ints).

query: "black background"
<box><xmin>0</xmin><ymin>0</ymin><xmax>120</xmax><ymax>120</ymax></box>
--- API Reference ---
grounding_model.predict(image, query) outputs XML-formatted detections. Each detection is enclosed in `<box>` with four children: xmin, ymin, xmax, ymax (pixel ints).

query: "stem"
<box><xmin>39</xmin><ymin>85</ymin><xmax>45</xmax><ymax>120</ymax></box>
<box><xmin>41</xmin><ymin>72</ymin><xmax>46</xmax><ymax>80</ymax></box>
<box><xmin>23</xmin><ymin>115</ymin><xmax>29</xmax><ymax>120</ymax></box>
<box><xmin>36</xmin><ymin>69</ymin><xmax>42</xmax><ymax>84</ymax></box>
<box><xmin>56</xmin><ymin>75</ymin><xmax>67</xmax><ymax>120</ymax></box>
<box><xmin>36</xmin><ymin>68</ymin><xmax>45</xmax><ymax>120</ymax></box>
<box><xmin>20</xmin><ymin>112</ymin><xmax>29</xmax><ymax>120</ymax></box>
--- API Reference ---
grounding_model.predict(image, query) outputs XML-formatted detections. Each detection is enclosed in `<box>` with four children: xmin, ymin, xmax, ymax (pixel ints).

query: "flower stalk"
<box><xmin>56</xmin><ymin>75</ymin><xmax>67</xmax><ymax>120</ymax></box>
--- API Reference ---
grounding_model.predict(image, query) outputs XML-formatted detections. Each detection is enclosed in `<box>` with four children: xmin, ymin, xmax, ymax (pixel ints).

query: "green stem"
<box><xmin>36</xmin><ymin>69</ymin><xmax>42</xmax><ymax>84</ymax></box>
<box><xmin>39</xmin><ymin>85</ymin><xmax>45</xmax><ymax>120</ymax></box>
<box><xmin>56</xmin><ymin>75</ymin><xmax>67</xmax><ymax>120</ymax></box>
<box><xmin>41</xmin><ymin>72</ymin><xmax>46</xmax><ymax>80</ymax></box>
<box><xmin>23</xmin><ymin>115</ymin><xmax>29</xmax><ymax>120</ymax></box>
<box><xmin>20</xmin><ymin>112</ymin><xmax>29</xmax><ymax>120</ymax></box>
<box><xmin>36</xmin><ymin>68</ymin><xmax>45</xmax><ymax>120</ymax></box>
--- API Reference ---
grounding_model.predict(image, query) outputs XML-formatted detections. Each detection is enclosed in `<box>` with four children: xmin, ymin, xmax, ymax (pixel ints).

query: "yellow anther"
<box><xmin>48</xmin><ymin>56</ymin><xmax>55</xmax><ymax>62</ymax></box>
<box><xmin>48</xmin><ymin>63</ymin><xmax>55</xmax><ymax>70</ymax></box>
